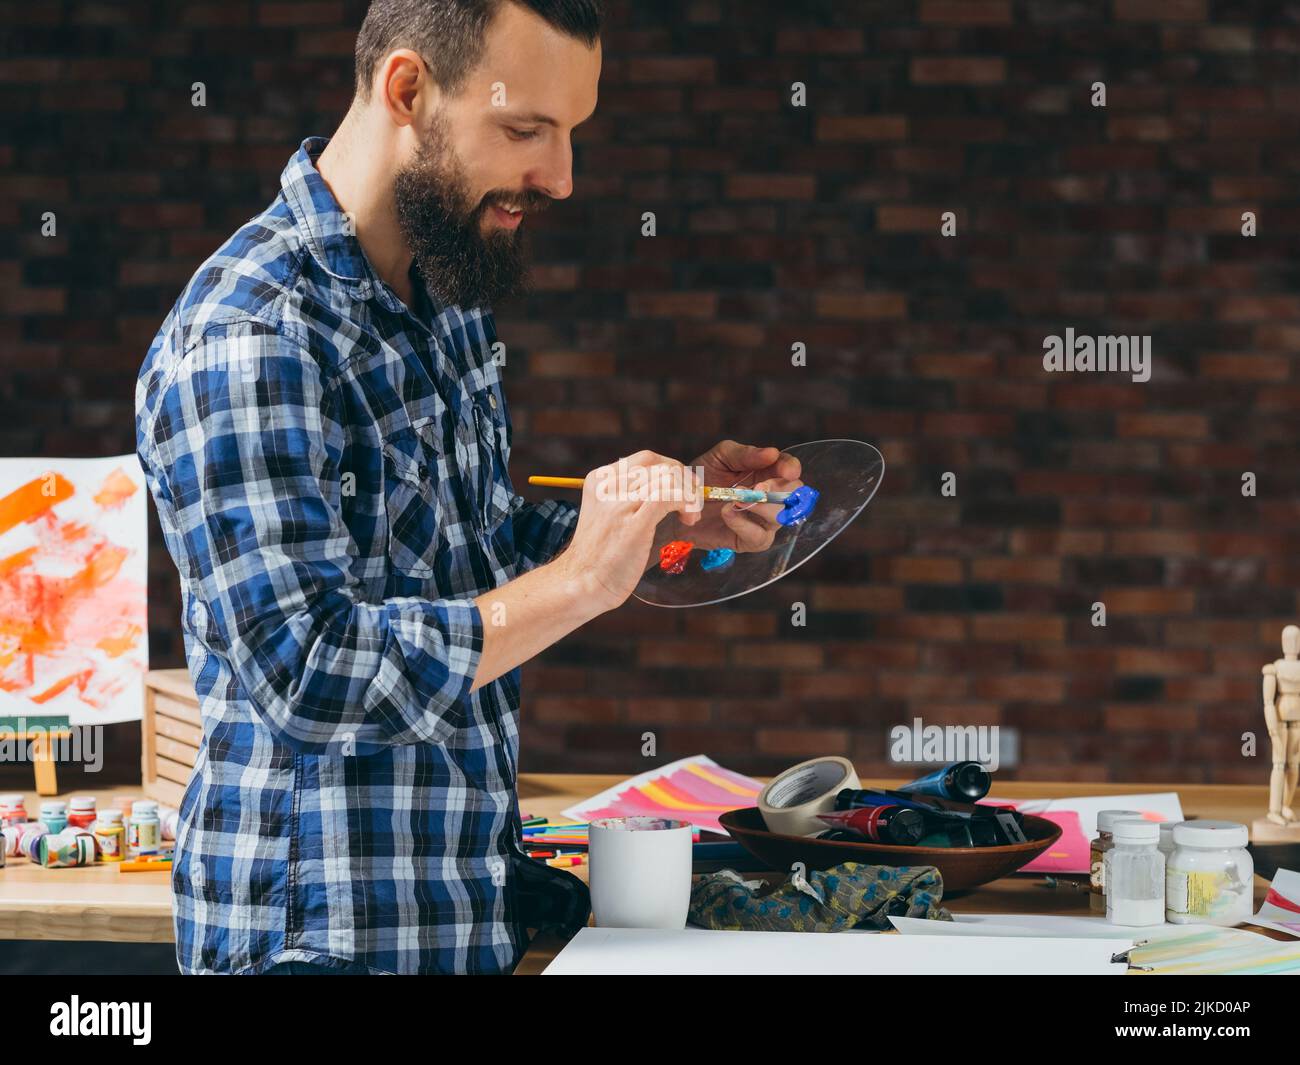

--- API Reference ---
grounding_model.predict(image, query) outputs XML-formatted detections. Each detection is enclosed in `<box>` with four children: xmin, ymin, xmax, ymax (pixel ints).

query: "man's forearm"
<box><xmin>470</xmin><ymin>552</ymin><xmax>606</xmax><ymax>691</ymax></box>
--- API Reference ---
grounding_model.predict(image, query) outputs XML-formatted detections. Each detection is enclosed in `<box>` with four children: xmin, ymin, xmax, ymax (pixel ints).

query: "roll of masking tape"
<box><xmin>758</xmin><ymin>756</ymin><xmax>862</xmax><ymax>837</ymax></box>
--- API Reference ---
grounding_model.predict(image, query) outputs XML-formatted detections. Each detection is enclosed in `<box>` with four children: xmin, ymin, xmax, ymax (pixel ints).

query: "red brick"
<box><xmin>726</xmin><ymin>173</ymin><xmax>816</xmax><ymax>200</ymax></box>
<box><xmin>780</xmin><ymin>673</ymin><xmax>875</xmax><ymax>700</ymax></box>
<box><xmin>886</xmin><ymin>557</ymin><xmax>964</xmax><ymax>583</ymax></box>
<box><xmin>627</xmin><ymin>57</ymin><xmax>717</xmax><ymax>84</ymax></box>
<box><xmin>1102</xmin><ymin>589</ymin><xmax>1197</xmax><ymax>615</ymax></box>
<box><xmin>1116</xmin><ymin>414</ymin><xmax>1209</xmax><ymax>440</ymax></box>
<box><xmin>816</xmin><ymin>115</ymin><xmax>908</xmax><ymax>142</ymax></box>
<box><xmin>530</xmin><ymin>350</ymin><xmax>614</xmax><ymax>377</ymax></box>
<box><xmin>910</xmin><ymin>57</ymin><xmax>1006</xmax><ymax>85</ymax></box>
<box><xmin>919</xmin><ymin>1</ymin><xmax>1011</xmax><ymax>24</ymax></box>
<box><xmin>813</xmin><ymin>292</ymin><xmax>906</xmax><ymax>319</ymax></box>
<box><xmin>627</xmin><ymin>292</ymin><xmax>717</xmax><ymax>318</ymax></box>
<box><xmin>1115</xmin><ymin>0</ymin><xmax>1207</xmax><ymax>20</ymax></box>
<box><xmin>532</xmin><ymin>409</ymin><xmax>621</xmax><ymax>436</ymax></box>
<box><xmin>972</xmin><ymin>615</ymin><xmax>1067</xmax><ymax>642</ymax></box>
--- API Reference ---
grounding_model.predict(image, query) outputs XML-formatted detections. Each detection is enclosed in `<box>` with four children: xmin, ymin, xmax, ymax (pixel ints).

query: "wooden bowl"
<box><xmin>718</xmin><ymin>806</ymin><xmax>1063</xmax><ymax>894</ymax></box>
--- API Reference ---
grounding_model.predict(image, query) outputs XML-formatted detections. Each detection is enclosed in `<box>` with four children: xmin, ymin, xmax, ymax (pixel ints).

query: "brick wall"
<box><xmin>3</xmin><ymin>1</ymin><xmax>1297</xmax><ymax>787</ymax></box>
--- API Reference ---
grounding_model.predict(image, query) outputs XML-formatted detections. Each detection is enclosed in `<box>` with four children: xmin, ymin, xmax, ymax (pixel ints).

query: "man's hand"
<box><xmin>652</xmin><ymin>439</ymin><xmax>802</xmax><ymax>559</ymax></box>
<box><xmin>555</xmin><ymin>451</ymin><xmax>702</xmax><ymax>611</ymax></box>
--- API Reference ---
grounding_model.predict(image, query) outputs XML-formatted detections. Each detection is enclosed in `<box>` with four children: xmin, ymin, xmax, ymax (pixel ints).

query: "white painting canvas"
<box><xmin>0</xmin><ymin>456</ymin><xmax>148</xmax><ymax>725</ymax></box>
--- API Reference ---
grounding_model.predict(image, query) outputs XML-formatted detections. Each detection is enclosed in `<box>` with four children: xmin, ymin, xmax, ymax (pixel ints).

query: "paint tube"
<box><xmin>816</xmin><ymin>805</ymin><xmax>925</xmax><ymax>845</ymax></box>
<box><xmin>835</xmin><ymin>788</ymin><xmax>936</xmax><ymax>812</ymax></box>
<box><xmin>899</xmin><ymin>761</ymin><xmax>992</xmax><ymax>802</ymax></box>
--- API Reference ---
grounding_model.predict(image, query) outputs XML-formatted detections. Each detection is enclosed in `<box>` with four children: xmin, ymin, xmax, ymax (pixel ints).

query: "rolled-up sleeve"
<box><xmin>142</xmin><ymin>329</ymin><xmax>483</xmax><ymax>755</ymax></box>
<box><xmin>509</xmin><ymin>496</ymin><xmax>578</xmax><ymax>573</ymax></box>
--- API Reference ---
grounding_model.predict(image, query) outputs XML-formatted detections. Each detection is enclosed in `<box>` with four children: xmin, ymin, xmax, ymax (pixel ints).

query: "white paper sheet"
<box><xmin>986</xmin><ymin>791</ymin><xmax>1184</xmax><ymax>839</ymax></box>
<box><xmin>889</xmin><ymin>913</ymin><xmax>1221</xmax><ymax>940</ymax></box>
<box><xmin>542</xmin><ymin>927</ymin><xmax>1127</xmax><ymax>975</ymax></box>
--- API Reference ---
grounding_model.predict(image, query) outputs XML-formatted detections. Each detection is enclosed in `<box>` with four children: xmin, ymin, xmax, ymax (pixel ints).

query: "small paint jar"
<box><xmin>1166</xmin><ymin>821</ymin><xmax>1253</xmax><ymax>926</ymax></box>
<box><xmin>39</xmin><ymin>801</ymin><xmax>68</xmax><ymax>835</ymax></box>
<box><xmin>2</xmin><ymin>824</ymin><xmax>21</xmax><ymax>857</ymax></box>
<box><xmin>1090</xmin><ymin>809</ymin><xmax>1142</xmax><ymax>913</ymax></box>
<box><xmin>129</xmin><ymin>800</ymin><xmax>161</xmax><ymax>856</ymax></box>
<box><xmin>160</xmin><ymin>806</ymin><xmax>179</xmax><ymax>841</ymax></box>
<box><xmin>67</xmin><ymin>796</ymin><xmax>97</xmax><ymax>831</ymax></box>
<box><xmin>93</xmin><ymin>810</ymin><xmax>126</xmax><ymax>863</ymax></box>
<box><xmin>1105</xmin><ymin>819</ymin><xmax>1165</xmax><ymax>927</ymax></box>
<box><xmin>19</xmin><ymin>822</ymin><xmax>50</xmax><ymax>861</ymax></box>
<box><xmin>0</xmin><ymin>793</ymin><xmax>27</xmax><ymax>827</ymax></box>
<box><xmin>113</xmin><ymin>796</ymin><xmax>137</xmax><ymax>820</ymax></box>
<box><xmin>37</xmin><ymin>830</ymin><xmax>96</xmax><ymax>868</ymax></box>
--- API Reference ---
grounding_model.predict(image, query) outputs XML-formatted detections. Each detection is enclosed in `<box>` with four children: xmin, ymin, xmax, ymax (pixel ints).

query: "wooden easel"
<box><xmin>1</xmin><ymin>721</ymin><xmax>74</xmax><ymax>796</ymax></box>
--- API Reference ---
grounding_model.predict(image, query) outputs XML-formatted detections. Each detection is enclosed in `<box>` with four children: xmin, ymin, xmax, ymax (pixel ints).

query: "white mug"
<box><xmin>588</xmin><ymin>816</ymin><xmax>693</xmax><ymax>929</ymax></box>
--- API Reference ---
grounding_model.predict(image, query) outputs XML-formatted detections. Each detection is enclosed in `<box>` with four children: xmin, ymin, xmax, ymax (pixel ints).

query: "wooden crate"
<box><xmin>142</xmin><ymin>669</ymin><xmax>201</xmax><ymax>808</ymax></box>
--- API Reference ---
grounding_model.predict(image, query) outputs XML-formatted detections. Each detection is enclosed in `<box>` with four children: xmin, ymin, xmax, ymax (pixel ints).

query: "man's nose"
<box><xmin>530</xmin><ymin>137</ymin><xmax>574</xmax><ymax>201</ymax></box>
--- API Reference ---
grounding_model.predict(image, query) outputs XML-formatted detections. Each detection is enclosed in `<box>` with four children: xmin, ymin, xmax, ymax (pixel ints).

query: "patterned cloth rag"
<box><xmin>689</xmin><ymin>862</ymin><xmax>954</xmax><ymax>932</ymax></box>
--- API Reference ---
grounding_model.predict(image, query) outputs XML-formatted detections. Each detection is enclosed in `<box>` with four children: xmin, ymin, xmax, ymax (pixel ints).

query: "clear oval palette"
<box><xmin>634</xmin><ymin>438</ymin><xmax>885</xmax><ymax>609</ymax></box>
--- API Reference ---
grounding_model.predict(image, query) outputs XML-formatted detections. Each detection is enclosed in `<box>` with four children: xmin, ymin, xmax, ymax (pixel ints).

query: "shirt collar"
<box><xmin>280</xmin><ymin>137</ymin><xmax>377</xmax><ymax>291</ymax></box>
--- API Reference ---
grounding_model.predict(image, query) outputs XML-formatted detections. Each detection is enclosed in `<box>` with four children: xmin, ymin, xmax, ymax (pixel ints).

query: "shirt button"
<box><xmin>488</xmin><ymin>393</ymin><xmax>497</xmax><ymax>410</ymax></box>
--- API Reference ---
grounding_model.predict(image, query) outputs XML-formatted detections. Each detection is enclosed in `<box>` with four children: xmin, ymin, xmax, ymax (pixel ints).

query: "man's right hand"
<box><xmin>554</xmin><ymin>450</ymin><xmax>701</xmax><ymax>612</ymax></box>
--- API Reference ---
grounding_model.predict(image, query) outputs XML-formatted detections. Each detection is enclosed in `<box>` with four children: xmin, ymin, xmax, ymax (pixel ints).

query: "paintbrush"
<box><xmin>527</xmin><ymin>475</ymin><xmax>792</xmax><ymax>504</ymax></box>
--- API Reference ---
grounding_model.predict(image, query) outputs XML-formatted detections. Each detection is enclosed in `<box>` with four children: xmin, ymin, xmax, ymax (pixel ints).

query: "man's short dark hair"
<box><xmin>355</xmin><ymin>0</ymin><xmax>602</xmax><ymax>99</ymax></box>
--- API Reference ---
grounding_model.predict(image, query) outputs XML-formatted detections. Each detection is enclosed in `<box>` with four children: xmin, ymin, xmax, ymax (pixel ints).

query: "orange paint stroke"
<box><xmin>0</xmin><ymin>546</ymin><xmax>38</xmax><ymax>579</ymax></box>
<box><xmin>31</xmin><ymin>668</ymin><xmax>94</xmax><ymax>704</ymax></box>
<box><xmin>94</xmin><ymin>467</ymin><xmax>138</xmax><ymax>509</ymax></box>
<box><xmin>0</xmin><ymin>474</ymin><xmax>74</xmax><ymax>536</ymax></box>
<box><xmin>97</xmin><ymin>623</ymin><xmax>142</xmax><ymax>659</ymax></box>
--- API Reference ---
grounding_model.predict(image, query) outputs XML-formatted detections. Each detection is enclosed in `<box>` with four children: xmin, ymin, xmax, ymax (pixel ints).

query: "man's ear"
<box><xmin>376</xmin><ymin>48</ymin><xmax>435</xmax><ymax>130</ymax></box>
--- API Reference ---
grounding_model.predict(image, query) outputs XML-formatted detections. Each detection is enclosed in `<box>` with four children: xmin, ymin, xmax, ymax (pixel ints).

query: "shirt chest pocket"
<box><xmin>469</xmin><ymin>400</ymin><xmax>514</xmax><ymax>537</ymax></box>
<box><xmin>381</xmin><ymin>425</ymin><xmax>443</xmax><ymax>579</ymax></box>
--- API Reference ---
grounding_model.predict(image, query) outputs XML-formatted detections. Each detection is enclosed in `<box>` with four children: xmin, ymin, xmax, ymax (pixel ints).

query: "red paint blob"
<box><xmin>658</xmin><ymin>540</ymin><xmax>694</xmax><ymax>574</ymax></box>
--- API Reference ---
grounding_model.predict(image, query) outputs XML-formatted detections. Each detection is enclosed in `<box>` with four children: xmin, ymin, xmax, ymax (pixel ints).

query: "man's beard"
<box><xmin>393</xmin><ymin>115</ymin><xmax>549</xmax><ymax>309</ymax></box>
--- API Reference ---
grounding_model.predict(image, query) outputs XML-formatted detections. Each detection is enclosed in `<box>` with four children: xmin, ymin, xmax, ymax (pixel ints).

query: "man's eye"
<box><xmin>507</xmin><ymin>128</ymin><xmax>540</xmax><ymax>141</ymax></box>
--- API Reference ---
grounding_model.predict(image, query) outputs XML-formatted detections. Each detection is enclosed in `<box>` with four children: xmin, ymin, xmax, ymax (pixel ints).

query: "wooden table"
<box><xmin>0</xmin><ymin>776</ymin><xmax>1287</xmax><ymax>971</ymax></box>
<box><xmin>512</xmin><ymin>775</ymin><xmax>1286</xmax><ymax>974</ymax></box>
<box><xmin>0</xmin><ymin>785</ymin><xmax>173</xmax><ymax>943</ymax></box>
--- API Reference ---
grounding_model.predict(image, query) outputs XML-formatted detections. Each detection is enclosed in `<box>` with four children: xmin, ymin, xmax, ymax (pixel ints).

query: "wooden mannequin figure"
<box><xmin>1254</xmin><ymin>624</ymin><xmax>1300</xmax><ymax>842</ymax></box>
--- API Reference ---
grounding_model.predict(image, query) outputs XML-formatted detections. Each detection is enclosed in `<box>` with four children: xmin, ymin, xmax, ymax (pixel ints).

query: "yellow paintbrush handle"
<box><xmin>527</xmin><ymin>476</ymin><xmax>586</xmax><ymax>489</ymax></box>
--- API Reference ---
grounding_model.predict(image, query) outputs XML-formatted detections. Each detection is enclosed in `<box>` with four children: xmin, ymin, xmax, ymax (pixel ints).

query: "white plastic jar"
<box><xmin>1090</xmin><ymin>808</ymin><xmax>1142</xmax><ymax>912</ymax></box>
<box><xmin>1106</xmin><ymin>818</ymin><xmax>1166</xmax><ymax>926</ymax></box>
<box><xmin>1165</xmin><ymin>821</ymin><xmax>1253</xmax><ymax>926</ymax></box>
<box><xmin>1157</xmin><ymin>819</ymin><xmax>1183</xmax><ymax>862</ymax></box>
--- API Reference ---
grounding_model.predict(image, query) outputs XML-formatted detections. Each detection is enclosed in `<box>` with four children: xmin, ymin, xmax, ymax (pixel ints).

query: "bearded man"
<box><xmin>136</xmin><ymin>0</ymin><xmax>797</xmax><ymax>975</ymax></box>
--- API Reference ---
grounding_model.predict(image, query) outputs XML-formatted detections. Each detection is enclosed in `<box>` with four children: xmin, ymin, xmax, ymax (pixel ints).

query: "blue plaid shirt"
<box><xmin>135</xmin><ymin>137</ymin><xmax>578</xmax><ymax>974</ymax></box>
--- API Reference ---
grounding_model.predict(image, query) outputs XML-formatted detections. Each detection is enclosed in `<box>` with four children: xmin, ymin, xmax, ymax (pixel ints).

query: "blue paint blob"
<box><xmin>699</xmin><ymin>547</ymin><xmax>736</xmax><ymax>571</ymax></box>
<box><xmin>777</xmin><ymin>485</ymin><xmax>820</xmax><ymax>526</ymax></box>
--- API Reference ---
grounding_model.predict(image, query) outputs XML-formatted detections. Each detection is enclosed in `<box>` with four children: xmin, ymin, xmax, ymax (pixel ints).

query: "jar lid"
<box><xmin>1172</xmin><ymin>820</ymin><xmax>1249</xmax><ymax>849</ymax></box>
<box><xmin>98</xmin><ymin>810</ymin><xmax>124</xmax><ymax>824</ymax></box>
<box><xmin>0</xmin><ymin>794</ymin><xmax>25</xmax><ymax>805</ymax></box>
<box><xmin>1096</xmin><ymin>809</ymin><xmax>1143</xmax><ymax>832</ymax></box>
<box><xmin>68</xmin><ymin>796</ymin><xmax>96</xmax><ymax>810</ymax></box>
<box><xmin>1158</xmin><ymin>820</ymin><xmax>1183</xmax><ymax>840</ymax></box>
<box><xmin>1112</xmin><ymin>818</ymin><xmax>1160</xmax><ymax>844</ymax></box>
<box><xmin>39</xmin><ymin>800</ymin><xmax>67</xmax><ymax>811</ymax></box>
<box><xmin>132</xmin><ymin>801</ymin><xmax>159</xmax><ymax>815</ymax></box>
